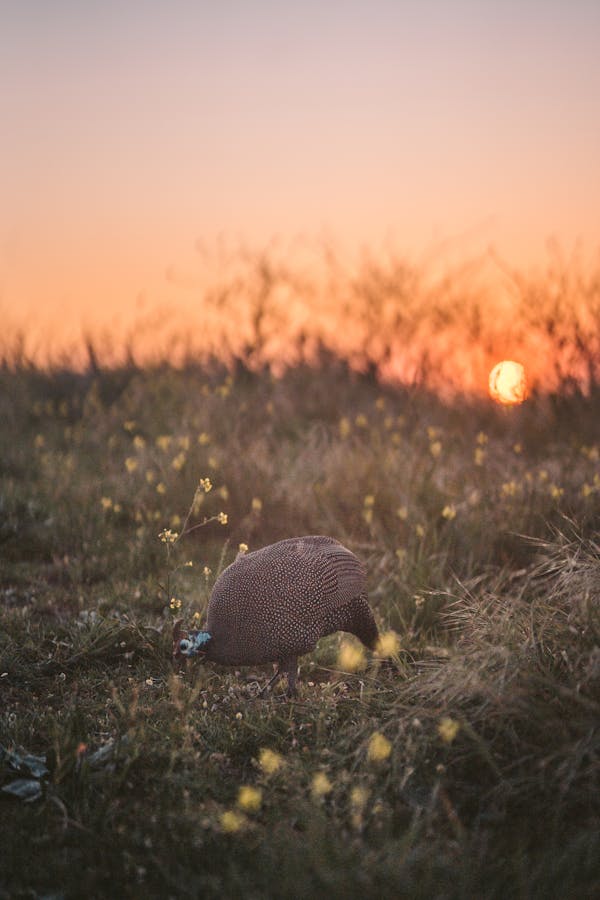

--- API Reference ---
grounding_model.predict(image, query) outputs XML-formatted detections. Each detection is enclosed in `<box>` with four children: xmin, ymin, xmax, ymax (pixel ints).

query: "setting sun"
<box><xmin>489</xmin><ymin>360</ymin><xmax>527</xmax><ymax>405</ymax></box>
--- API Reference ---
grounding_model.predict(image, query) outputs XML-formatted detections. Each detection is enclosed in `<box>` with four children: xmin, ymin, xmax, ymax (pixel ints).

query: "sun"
<box><xmin>489</xmin><ymin>360</ymin><xmax>527</xmax><ymax>405</ymax></box>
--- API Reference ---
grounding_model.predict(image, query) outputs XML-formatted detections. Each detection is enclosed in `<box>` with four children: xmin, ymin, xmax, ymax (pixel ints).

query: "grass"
<box><xmin>1</xmin><ymin>356</ymin><xmax>599</xmax><ymax>899</ymax></box>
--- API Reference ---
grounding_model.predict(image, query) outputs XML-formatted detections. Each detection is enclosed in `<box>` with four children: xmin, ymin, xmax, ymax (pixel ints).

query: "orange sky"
<box><xmin>1</xmin><ymin>1</ymin><xmax>599</xmax><ymax>369</ymax></box>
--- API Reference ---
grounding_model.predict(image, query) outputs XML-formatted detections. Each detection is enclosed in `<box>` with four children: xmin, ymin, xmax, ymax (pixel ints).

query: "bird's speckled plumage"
<box><xmin>174</xmin><ymin>535</ymin><xmax>379</xmax><ymax>694</ymax></box>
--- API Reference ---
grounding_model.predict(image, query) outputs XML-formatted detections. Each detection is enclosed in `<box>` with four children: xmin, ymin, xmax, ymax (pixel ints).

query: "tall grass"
<box><xmin>1</xmin><ymin>341</ymin><xmax>599</xmax><ymax>896</ymax></box>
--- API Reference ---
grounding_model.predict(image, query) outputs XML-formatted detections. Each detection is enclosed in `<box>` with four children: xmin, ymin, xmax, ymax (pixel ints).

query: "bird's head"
<box><xmin>172</xmin><ymin>619</ymin><xmax>212</xmax><ymax>661</ymax></box>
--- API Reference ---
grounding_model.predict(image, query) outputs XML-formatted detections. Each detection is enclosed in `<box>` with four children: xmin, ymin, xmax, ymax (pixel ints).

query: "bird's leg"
<box><xmin>282</xmin><ymin>657</ymin><xmax>299</xmax><ymax>698</ymax></box>
<box><xmin>258</xmin><ymin>666</ymin><xmax>282</xmax><ymax>696</ymax></box>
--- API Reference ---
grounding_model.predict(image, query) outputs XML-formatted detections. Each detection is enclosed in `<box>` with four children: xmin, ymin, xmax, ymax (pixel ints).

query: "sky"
<box><xmin>1</xmin><ymin>0</ymin><xmax>599</xmax><ymax>355</ymax></box>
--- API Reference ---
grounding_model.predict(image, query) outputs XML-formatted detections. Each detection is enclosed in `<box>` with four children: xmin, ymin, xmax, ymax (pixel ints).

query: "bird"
<box><xmin>172</xmin><ymin>535</ymin><xmax>379</xmax><ymax>696</ymax></box>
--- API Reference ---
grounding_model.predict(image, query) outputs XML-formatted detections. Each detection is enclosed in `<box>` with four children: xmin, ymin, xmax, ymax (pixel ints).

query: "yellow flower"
<box><xmin>113</xmin><ymin>503</ymin><xmax>122</xmax><ymax>513</ymax></box>
<box><xmin>258</xmin><ymin>748</ymin><xmax>284</xmax><ymax>775</ymax></box>
<box><xmin>123</xmin><ymin>420</ymin><xmax>136</xmax><ymax>432</ymax></box>
<box><xmin>218</xmin><ymin>485</ymin><xmax>229</xmax><ymax>501</ymax></box>
<box><xmin>125</xmin><ymin>457</ymin><xmax>138</xmax><ymax>473</ymax></box>
<box><xmin>375</xmin><ymin>396</ymin><xmax>385</xmax><ymax>410</ymax></box>
<box><xmin>311</xmin><ymin>772</ymin><xmax>332</xmax><ymax>799</ymax></box>
<box><xmin>238</xmin><ymin>542</ymin><xmax>249</xmax><ymax>554</ymax></box>
<box><xmin>208</xmin><ymin>455</ymin><xmax>218</xmax><ymax>469</ymax></box>
<box><xmin>251</xmin><ymin>497</ymin><xmax>262</xmax><ymax>513</ymax></box>
<box><xmin>375</xmin><ymin>631</ymin><xmax>400</xmax><ymax>658</ymax></box>
<box><xmin>429</xmin><ymin>441</ymin><xmax>442</xmax><ymax>458</ymax></box>
<box><xmin>237</xmin><ymin>785</ymin><xmax>262</xmax><ymax>813</ymax></box>
<box><xmin>427</xmin><ymin>426</ymin><xmax>440</xmax><ymax>439</ymax></box>
<box><xmin>100</xmin><ymin>496</ymin><xmax>113</xmax><ymax>510</ymax></box>
<box><xmin>169</xmin><ymin>597</ymin><xmax>182</xmax><ymax>610</ymax></box>
<box><xmin>145</xmin><ymin>469</ymin><xmax>156</xmax><ymax>484</ymax></box>
<box><xmin>192</xmin><ymin>611</ymin><xmax>201</xmax><ymax>622</ymax></box>
<box><xmin>414</xmin><ymin>594</ymin><xmax>425</xmax><ymax>608</ymax></box>
<box><xmin>549</xmin><ymin>484</ymin><xmax>563</xmax><ymax>500</ymax></box>
<box><xmin>355</xmin><ymin>414</ymin><xmax>368</xmax><ymax>428</ymax></box>
<box><xmin>350</xmin><ymin>786</ymin><xmax>370</xmax><ymax>810</ymax></box>
<box><xmin>474</xmin><ymin>447</ymin><xmax>486</xmax><ymax>466</ymax></box>
<box><xmin>199</xmin><ymin>477</ymin><xmax>212</xmax><ymax>493</ymax></box>
<box><xmin>383</xmin><ymin>415</ymin><xmax>394</xmax><ymax>430</ymax></box>
<box><xmin>441</xmin><ymin>504</ymin><xmax>456</xmax><ymax>520</ymax></box>
<box><xmin>363</xmin><ymin>508</ymin><xmax>373</xmax><ymax>525</ymax></box>
<box><xmin>133</xmin><ymin>435</ymin><xmax>146</xmax><ymax>449</ymax></box>
<box><xmin>337</xmin><ymin>641</ymin><xmax>367</xmax><ymax>672</ymax></box>
<box><xmin>581</xmin><ymin>483</ymin><xmax>593</xmax><ymax>498</ymax></box>
<box><xmin>220</xmin><ymin>810</ymin><xmax>246</xmax><ymax>833</ymax></box>
<box><xmin>438</xmin><ymin>717</ymin><xmax>460</xmax><ymax>744</ymax></box>
<box><xmin>217</xmin><ymin>512</ymin><xmax>228</xmax><ymax>525</ymax></box>
<box><xmin>156</xmin><ymin>482</ymin><xmax>166</xmax><ymax>494</ymax></box>
<box><xmin>538</xmin><ymin>469</ymin><xmax>548</xmax><ymax>482</ymax></box>
<box><xmin>34</xmin><ymin>434</ymin><xmax>46</xmax><ymax>449</ymax></box>
<box><xmin>203</xmin><ymin>566</ymin><xmax>212</xmax><ymax>577</ymax></box>
<box><xmin>171</xmin><ymin>452</ymin><xmax>186</xmax><ymax>471</ymax></box>
<box><xmin>170</xmin><ymin>514</ymin><xmax>181</xmax><ymax>527</ymax></box>
<box><xmin>156</xmin><ymin>435</ymin><xmax>172</xmax><ymax>451</ymax></box>
<box><xmin>178</xmin><ymin>435</ymin><xmax>190</xmax><ymax>451</ymax></box>
<box><xmin>501</xmin><ymin>480</ymin><xmax>518</xmax><ymax>497</ymax></box>
<box><xmin>158</xmin><ymin>528</ymin><xmax>178</xmax><ymax>544</ymax></box>
<box><xmin>339</xmin><ymin>417</ymin><xmax>351</xmax><ymax>438</ymax></box>
<box><xmin>198</xmin><ymin>432</ymin><xmax>211</xmax><ymax>445</ymax></box>
<box><xmin>476</xmin><ymin>431</ymin><xmax>488</xmax><ymax>445</ymax></box>
<box><xmin>363</xmin><ymin>494</ymin><xmax>375</xmax><ymax>508</ymax></box>
<box><xmin>415</xmin><ymin>524</ymin><xmax>425</xmax><ymax>538</ymax></box>
<box><xmin>395</xmin><ymin>548</ymin><xmax>407</xmax><ymax>562</ymax></box>
<box><xmin>513</xmin><ymin>442</ymin><xmax>522</xmax><ymax>454</ymax></box>
<box><xmin>367</xmin><ymin>731</ymin><xmax>392</xmax><ymax>762</ymax></box>
<box><xmin>396</xmin><ymin>505</ymin><xmax>408</xmax><ymax>520</ymax></box>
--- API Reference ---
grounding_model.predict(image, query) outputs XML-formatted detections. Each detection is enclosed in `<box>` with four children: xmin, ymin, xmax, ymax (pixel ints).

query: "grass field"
<box><xmin>1</xmin><ymin>355</ymin><xmax>599</xmax><ymax>898</ymax></box>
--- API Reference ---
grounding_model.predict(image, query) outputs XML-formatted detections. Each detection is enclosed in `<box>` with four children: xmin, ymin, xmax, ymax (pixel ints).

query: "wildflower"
<box><xmin>208</xmin><ymin>455</ymin><xmax>218</xmax><ymax>469</ymax></box>
<box><xmin>427</xmin><ymin>426</ymin><xmax>440</xmax><ymax>439</ymax></box>
<box><xmin>338</xmin><ymin>641</ymin><xmax>367</xmax><ymax>672</ymax></box>
<box><xmin>383</xmin><ymin>415</ymin><xmax>393</xmax><ymax>430</ymax></box>
<box><xmin>125</xmin><ymin>457</ymin><xmax>138</xmax><ymax>473</ymax></box>
<box><xmin>156</xmin><ymin>435</ymin><xmax>172</xmax><ymax>451</ymax></box>
<box><xmin>238</xmin><ymin>542</ymin><xmax>249</xmax><ymax>554</ymax></box>
<box><xmin>192</xmin><ymin>611</ymin><xmax>202</xmax><ymax>624</ymax></box>
<box><xmin>396</xmin><ymin>505</ymin><xmax>408</xmax><ymax>520</ymax></box>
<box><xmin>251</xmin><ymin>497</ymin><xmax>262</xmax><ymax>513</ymax></box>
<box><xmin>198</xmin><ymin>432</ymin><xmax>211</xmax><ymax>445</ymax></box>
<box><xmin>311</xmin><ymin>772</ymin><xmax>332</xmax><ymax>799</ymax></box>
<box><xmin>171</xmin><ymin>452</ymin><xmax>186</xmax><ymax>471</ymax></box>
<box><xmin>339</xmin><ymin>416</ymin><xmax>351</xmax><ymax>438</ymax></box>
<box><xmin>538</xmin><ymin>469</ymin><xmax>548</xmax><ymax>482</ymax></box>
<box><xmin>355</xmin><ymin>414</ymin><xmax>368</xmax><ymax>428</ymax></box>
<box><xmin>220</xmin><ymin>810</ymin><xmax>246</xmax><ymax>833</ymax></box>
<box><xmin>123</xmin><ymin>420</ymin><xmax>136</xmax><ymax>432</ymax></box>
<box><xmin>367</xmin><ymin>732</ymin><xmax>392</xmax><ymax>763</ymax></box>
<box><xmin>414</xmin><ymin>594</ymin><xmax>425</xmax><ymax>608</ymax></box>
<box><xmin>438</xmin><ymin>717</ymin><xmax>460</xmax><ymax>744</ymax></box>
<box><xmin>169</xmin><ymin>597</ymin><xmax>182</xmax><ymax>611</ymax></box>
<box><xmin>217</xmin><ymin>512</ymin><xmax>228</xmax><ymax>525</ymax></box>
<box><xmin>391</xmin><ymin>432</ymin><xmax>402</xmax><ymax>446</ymax></box>
<box><xmin>34</xmin><ymin>434</ymin><xmax>45</xmax><ymax>449</ymax></box>
<box><xmin>474</xmin><ymin>447</ymin><xmax>486</xmax><ymax>466</ymax></box>
<box><xmin>429</xmin><ymin>441</ymin><xmax>442</xmax><ymax>458</ymax></box>
<box><xmin>145</xmin><ymin>469</ymin><xmax>156</xmax><ymax>484</ymax></box>
<box><xmin>581</xmin><ymin>483</ymin><xmax>594</xmax><ymax>498</ymax></box>
<box><xmin>549</xmin><ymin>484</ymin><xmax>564</xmax><ymax>500</ymax></box>
<box><xmin>363</xmin><ymin>508</ymin><xmax>373</xmax><ymax>525</ymax></box>
<box><xmin>442</xmin><ymin>504</ymin><xmax>456</xmax><ymax>520</ymax></box>
<box><xmin>350</xmin><ymin>786</ymin><xmax>370</xmax><ymax>809</ymax></box>
<box><xmin>501</xmin><ymin>480</ymin><xmax>518</xmax><ymax>497</ymax></box>
<box><xmin>513</xmin><ymin>442</ymin><xmax>522</xmax><ymax>454</ymax></box>
<box><xmin>476</xmin><ymin>431</ymin><xmax>488</xmax><ymax>445</ymax></box>
<box><xmin>100</xmin><ymin>497</ymin><xmax>113</xmax><ymax>510</ymax></box>
<box><xmin>113</xmin><ymin>503</ymin><xmax>122</xmax><ymax>513</ymax></box>
<box><xmin>133</xmin><ymin>435</ymin><xmax>146</xmax><ymax>449</ymax></box>
<box><xmin>199</xmin><ymin>476</ymin><xmax>212</xmax><ymax>493</ymax></box>
<box><xmin>415</xmin><ymin>524</ymin><xmax>425</xmax><ymax>538</ymax></box>
<box><xmin>258</xmin><ymin>748</ymin><xmax>284</xmax><ymax>775</ymax></box>
<box><xmin>170</xmin><ymin>515</ymin><xmax>181</xmax><ymax>528</ymax></box>
<box><xmin>363</xmin><ymin>495</ymin><xmax>375</xmax><ymax>508</ymax></box>
<box><xmin>395</xmin><ymin>548</ymin><xmax>407</xmax><ymax>562</ymax></box>
<box><xmin>218</xmin><ymin>485</ymin><xmax>229</xmax><ymax>501</ymax></box>
<box><xmin>375</xmin><ymin>396</ymin><xmax>385</xmax><ymax>410</ymax></box>
<box><xmin>235</xmin><ymin>712</ymin><xmax>243</xmax><ymax>720</ymax></box>
<box><xmin>185</xmin><ymin>560</ymin><xmax>194</xmax><ymax>567</ymax></box>
<box><xmin>203</xmin><ymin>566</ymin><xmax>212</xmax><ymax>577</ymax></box>
<box><xmin>159</xmin><ymin>528</ymin><xmax>178</xmax><ymax>544</ymax></box>
<box><xmin>237</xmin><ymin>786</ymin><xmax>262</xmax><ymax>813</ymax></box>
<box><xmin>375</xmin><ymin>631</ymin><xmax>400</xmax><ymax>658</ymax></box>
<box><xmin>156</xmin><ymin>482</ymin><xmax>166</xmax><ymax>494</ymax></box>
<box><xmin>178</xmin><ymin>435</ymin><xmax>190</xmax><ymax>451</ymax></box>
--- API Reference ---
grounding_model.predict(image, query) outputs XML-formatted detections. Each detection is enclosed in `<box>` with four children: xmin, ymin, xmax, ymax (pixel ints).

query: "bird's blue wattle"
<box><xmin>180</xmin><ymin>631</ymin><xmax>212</xmax><ymax>656</ymax></box>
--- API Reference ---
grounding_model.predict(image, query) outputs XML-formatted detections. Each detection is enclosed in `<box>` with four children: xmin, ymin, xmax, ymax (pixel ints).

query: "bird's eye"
<box><xmin>179</xmin><ymin>639</ymin><xmax>190</xmax><ymax>652</ymax></box>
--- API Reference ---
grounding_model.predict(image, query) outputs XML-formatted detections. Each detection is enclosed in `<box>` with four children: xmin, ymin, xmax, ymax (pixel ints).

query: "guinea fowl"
<box><xmin>173</xmin><ymin>535</ymin><xmax>379</xmax><ymax>695</ymax></box>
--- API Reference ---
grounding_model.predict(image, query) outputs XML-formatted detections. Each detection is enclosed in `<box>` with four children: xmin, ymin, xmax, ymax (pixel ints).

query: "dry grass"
<box><xmin>0</xmin><ymin>357</ymin><xmax>599</xmax><ymax>899</ymax></box>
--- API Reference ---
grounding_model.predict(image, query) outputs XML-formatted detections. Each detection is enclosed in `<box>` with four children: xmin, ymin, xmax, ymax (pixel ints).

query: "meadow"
<box><xmin>1</xmin><ymin>288</ymin><xmax>600</xmax><ymax>896</ymax></box>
